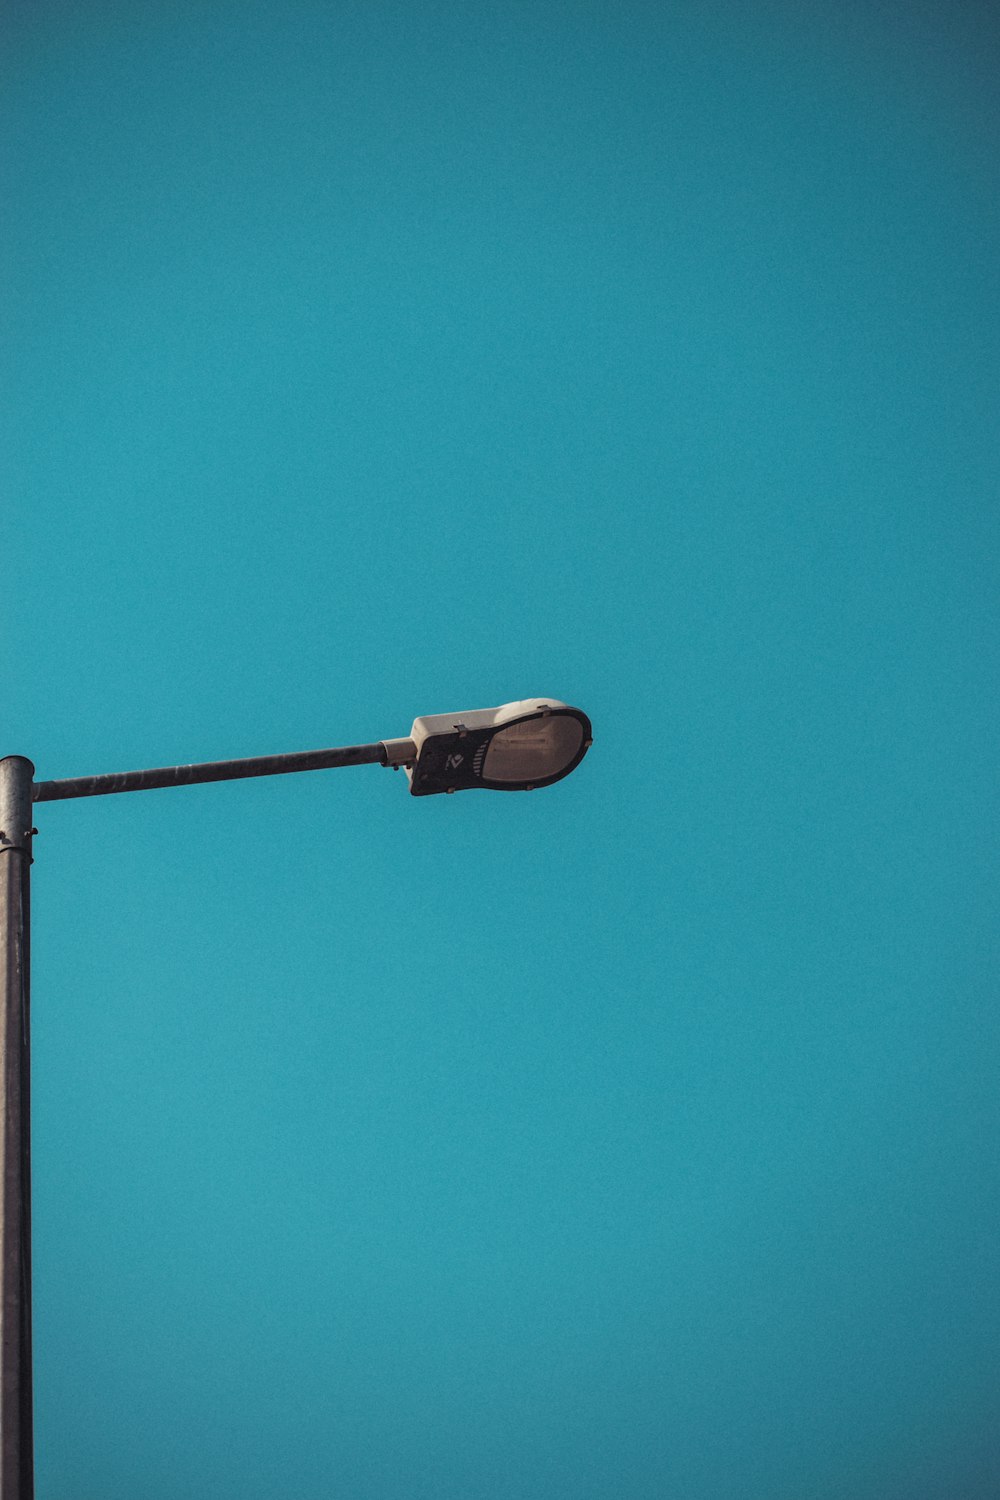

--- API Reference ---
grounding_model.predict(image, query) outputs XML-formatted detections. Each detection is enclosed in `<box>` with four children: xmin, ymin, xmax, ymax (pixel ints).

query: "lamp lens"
<box><xmin>482</xmin><ymin>714</ymin><xmax>583</xmax><ymax>783</ymax></box>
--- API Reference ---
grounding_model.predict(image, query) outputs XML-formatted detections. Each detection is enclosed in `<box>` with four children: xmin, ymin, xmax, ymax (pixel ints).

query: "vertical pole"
<box><xmin>0</xmin><ymin>758</ymin><xmax>34</xmax><ymax>1500</ymax></box>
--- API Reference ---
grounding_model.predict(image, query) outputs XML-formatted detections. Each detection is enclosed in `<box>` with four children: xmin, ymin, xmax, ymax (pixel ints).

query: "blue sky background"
<box><xmin>2</xmin><ymin>2</ymin><xmax>998</xmax><ymax>1495</ymax></box>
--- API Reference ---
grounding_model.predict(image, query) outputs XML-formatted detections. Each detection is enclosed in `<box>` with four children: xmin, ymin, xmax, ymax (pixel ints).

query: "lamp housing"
<box><xmin>390</xmin><ymin>698</ymin><xmax>592</xmax><ymax>796</ymax></box>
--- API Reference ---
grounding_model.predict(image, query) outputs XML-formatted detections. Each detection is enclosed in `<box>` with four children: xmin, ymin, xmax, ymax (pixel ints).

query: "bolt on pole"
<box><xmin>0</xmin><ymin>757</ymin><xmax>34</xmax><ymax>1500</ymax></box>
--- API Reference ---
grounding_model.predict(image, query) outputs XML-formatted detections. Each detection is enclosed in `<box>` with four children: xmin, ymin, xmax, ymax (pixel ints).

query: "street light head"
<box><xmin>383</xmin><ymin>699</ymin><xmax>592</xmax><ymax>797</ymax></box>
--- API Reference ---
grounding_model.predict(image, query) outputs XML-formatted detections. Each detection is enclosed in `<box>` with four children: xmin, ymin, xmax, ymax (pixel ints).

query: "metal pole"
<box><xmin>0</xmin><ymin>757</ymin><xmax>34</xmax><ymax>1500</ymax></box>
<box><xmin>0</xmin><ymin>726</ymin><xmax>406</xmax><ymax>1497</ymax></box>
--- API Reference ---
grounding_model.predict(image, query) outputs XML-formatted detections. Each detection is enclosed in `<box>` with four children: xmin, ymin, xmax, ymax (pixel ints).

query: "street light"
<box><xmin>0</xmin><ymin>697</ymin><xmax>591</xmax><ymax>1498</ymax></box>
<box><xmin>382</xmin><ymin>698</ymin><xmax>593</xmax><ymax>796</ymax></box>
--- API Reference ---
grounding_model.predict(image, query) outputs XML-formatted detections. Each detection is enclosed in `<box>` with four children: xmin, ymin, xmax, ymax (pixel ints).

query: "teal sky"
<box><xmin>3</xmin><ymin>2</ymin><xmax>998</xmax><ymax>1495</ymax></box>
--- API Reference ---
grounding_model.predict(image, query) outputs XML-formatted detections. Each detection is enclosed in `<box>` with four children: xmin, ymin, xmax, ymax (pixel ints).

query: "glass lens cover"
<box><xmin>482</xmin><ymin>714</ymin><xmax>584</xmax><ymax>783</ymax></box>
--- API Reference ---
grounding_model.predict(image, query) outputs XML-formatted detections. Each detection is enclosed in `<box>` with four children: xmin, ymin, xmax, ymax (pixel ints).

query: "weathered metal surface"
<box><xmin>0</xmin><ymin>757</ymin><xmax>35</xmax><ymax>1500</ymax></box>
<box><xmin>32</xmin><ymin>742</ymin><xmax>387</xmax><ymax>802</ymax></box>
